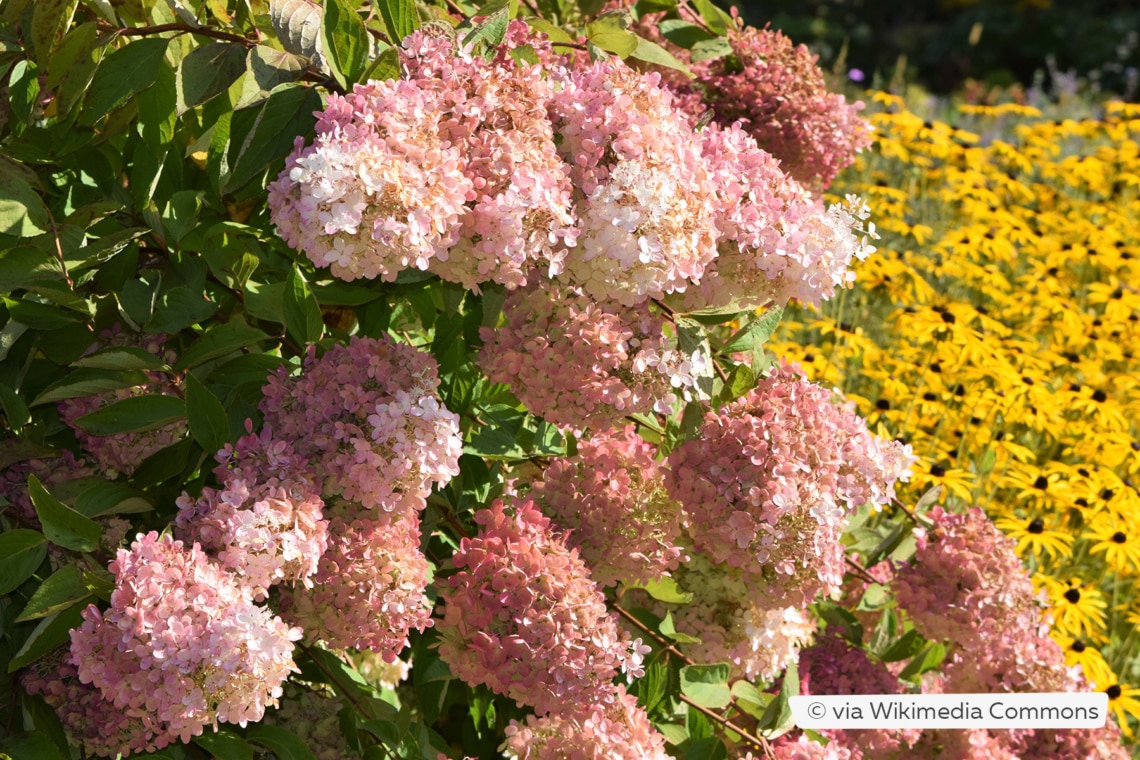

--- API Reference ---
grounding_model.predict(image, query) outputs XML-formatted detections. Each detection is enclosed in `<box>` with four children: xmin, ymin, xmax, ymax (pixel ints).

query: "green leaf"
<box><xmin>722</xmin><ymin>305</ymin><xmax>784</xmax><ymax>354</ymax></box>
<box><xmin>638</xmin><ymin>576</ymin><xmax>693</xmax><ymax>604</ymax></box>
<box><xmin>30</xmin><ymin>0</ymin><xmax>79</xmax><ymax>64</ymax></box>
<box><xmin>73</xmin><ymin>480</ymin><xmax>153</xmax><ymax>517</ymax></box>
<box><xmin>7</xmin><ymin>604</ymin><xmax>85</xmax><ymax>672</ymax></box>
<box><xmin>684</xmin><ymin>738</ymin><xmax>727</xmax><ymax>760</ymax></box>
<box><xmin>31</xmin><ymin>368</ymin><xmax>150</xmax><ymax>406</ymax></box>
<box><xmin>246</xmin><ymin>725</ymin><xmax>318</xmax><ymax>760</ymax></box>
<box><xmin>679</xmin><ymin>663</ymin><xmax>731</xmax><ymax>710</ymax></box>
<box><xmin>15</xmin><ymin>564</ymin><xmax>91</xmax><ymax>622</ymax></box>
<box><xmin>81</xmin><ymin>37</ymin><xmax>170</xmax><ymax>125</ymax></box>
<box><xmin>0</xmin><ymin>530</ymin><xmax>48</xmax><ymax>595</ymax></box>
<box><xmin>730</xmin><ymin>680</ymin><xmax>774</xmax><ymax>720</ymax></box>
<box><xmin>0</xmin><ymin>382</ymin><xmax>29</xmax><ymax>429</ymax></box>
<box><xmin>629</xmin><ymin>36</ymin><xmax>692</xmax><ymax>76</ymax></box>
<box><xmin>0</xmin><ymin>165</ymin><xmax>50</xmax><ymax>236</ymax></box>
<box><xmin>193</xmin><ymin>729</ymin><xmax>255</xmax><ymax>760</ymax></box>
<box><xmin>525</xmin><ymin>16</ymin><xmax>573</xmax><ymax>44</ymax></box>
<box><xmin>177</xmin><ymin>42</ymin><xmax>247</xmax><ymax>114</ymax></box>
<box><xmin>658</xmin><ymin>19</ymin><xmax>714</xmax><ymax>49</ymax></box>
<box><xmin>360</xmin><ymin>44</ymin><xmax>401</xmax><ymax>83</ymax></box>
<box><xmin>174</xmin><ymin>320</ymin><xmax>271</xmax><ymax>370</ymax></box>
<box><xmin>585</xmin><ymin>14</ymin><xmax>638</xmax><ymax>56</ymax></box>
<box><xmin>185</xmin><ymin>373</ymin><xmax>230</xmax><ymax>453</ymax></box>
<box><xmin>880</xmin><ymin>628</ymin><xmax>926</xmax><ymax>662</ymax></box>
<box><xmin>715</xmin><ymin>362</ymin><xmax>754</xmax><ymax>405</ymax></box>
<box><xmin>0</xmin><ymin>729</ymin><xmax>70</xmax><ymax>760</ymax></box>
<box><xmin>758</xmin><ymin>662</ymin><xmax>798</xmax><ymax>738</ymax></box>
<box><xmin>691</xmin><ymin>0</ymin><xmax>729</xmax><ymax>35</ymax></box>
<box><xmin>898</xmin><ymin>640</ymin><xmax>947</xmax><ymax>682</ymax></box>
<box><xmin>659</xmin><ymin>611</ymin><xmax>701</xmax><ymax>644</ymax></box>
<box><xmin>225</xmin><ymin>84</ymin><xmax>322</xmax><ymax>193</ymax></box>
<box><xmin>0</xmin><ymin>439</ymin><xmax>58</xmax><ymax>472</ymax></box>
<box><xmin>72</xmin><ymin>346</ymin><xmax>169</xmax><ymax>372</ymax></box>
<box><xmin>3</xmin><ymin>297</ymin><xmax>81</xmax><ymax>330</ymax></box>
<box><xmin>284</xmin><ymin>265</ymin><xmax>324</xmax><ymax>344</ymax></box>
<box><xmin>0</xmin><ymin>245</ymin><xmax>62</xmax><ymax>291</ymax></box>
<box><xmin>816</xmin><ymin>604</ymin><xmax>863</xmax><ymax>645</ymax></box>
<box><xmin>463</xmin><ymin>7</ymin><xmax>510</xmax><ymax>50</ymax></box>
<box><xmin>73</xmin><ymin>394</ymin><xmax>186</xmax><ymax>436</ymax></box>
<box><xmin>28</xmin><ymin>475</ymin><xmax>102</xmax><ymax>552</ymax></box>
<box><xmin>234</xmin><ymin>46</ymin><xmax>309</xmax><ymax>110</ymax></box>
<box><xmin>322</xmin><ymin>0</ymin><xmax>371</xmax><ymax>88</ymax></box>
<box><xmin>376</xmin><ymin>0</ymin><xmax>418</xmax><ymax>44</ymax></box>
<box><xmin>689</xmin><ymin>37</ymin><xmax>732</xmax><ymax>63</ymax></box>
<box><xmin>146</xmin><ymin>285</ymin><xmax>220</xmax><ymax>334</ymax></box>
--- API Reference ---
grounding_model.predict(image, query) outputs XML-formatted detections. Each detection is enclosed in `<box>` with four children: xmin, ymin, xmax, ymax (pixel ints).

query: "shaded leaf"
<box><xmin>284</xmin><ymin>265</ymin><xmax>324</xmax><ymax>344</ymax></box>
<box><xmin>193</xmin><ymin>730</ymin><xmax>254</xmax><ymax>760</ymax></box>
<box><xmin>28</xmin><ymin>475</ymin><xmax>102</xmax><ymax>552</ymax></box>
<box><xmin>15</xmin><ymin>564</ymin><xmax>90</xmax><ymax>622</ymax></box>
<box><xmin>185</xmin><ymin>373</ymin><xmax>229</xmax><ymax>453</ymax></box>
<box><xmin>31</xmin><ymin>368</ymin><xmax>149</xmax><ymax>406</ymax></box>
<box><xmin>0</xmin><ymin>529</ymin><xmax>48</xmax><ymax>595</ymax></box>
<box><xmin>72</xmin><ymin>394</ymin><xmax>186</xmax><ymax>436</ymax></box>
<box><xmin>177</xmin><ymin>42</ymin><xmax>247</xmax><ymax>114</ymax></box>
<box><xmin>174</xmin><ymin>320</ymin><xmax>271</xmax><ymax>370</ymax></box>
<box><xmin>81</xmin><ymin>38</ymin><xmax>169</xmax><ymax>125</ymax></box>
<box><xmin>246</xmin><ymin>725</ymin><xmax>318</xmax><ymax>760</ymax></box>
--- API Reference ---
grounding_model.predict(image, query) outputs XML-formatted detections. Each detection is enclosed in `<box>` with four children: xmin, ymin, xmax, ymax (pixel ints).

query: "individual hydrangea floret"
<box><xmin>547</xmin><ymin>57</ymin><xmax>718</xmax><ymax>305</ymax></box>
<box><xmin>70</xmin><ymin>532</ymin><xmax>301</xmax><ymax>749</ymax></box>
<box><xmin>436</xmin><ymin>498</ymin><xmax>645</xmax><ymax>715</ymax></box>
<box><xmin>175</xmin><ymin>431</ymin><xmax>328</xmax><ymax>601</ymax></box>
<box><xmin>259</xmin><ymin>335</ymin><xmax>461</xmax><ymax>520</ymax></box>
<box><xmin>502</xmin><ymin>685</ymin><xmax>673</xmax><ymax>759</ymax></box>
<box><xmin>688</xmin><ymin>123</ymin><xmax>878</xmax><ymax>311</ymax></box>
<box><xmin>666</xmin><ymin>362</ymin><xmax>914</xmax><ymax>606</ymax></box>
<box><xmin>22</xmin><ymin>654</ymin><xmax>151</xmax><ymax>758</ymax></box>
<box><xmin>58</xmin><ymin>328</ymin><xmax>185</xmax><ymax>478</ymax></box>
<box><xmin>531</xmin><ymin>426</ymin><xmax>685</xmax><ymax>587</ymax></box>
<box><xmin>478</xmin><ymin>282</ymin><xmax>710</xmax><ymax>432</ymax></box>
<box><xmin>281</xmin><ymin>508</ymin><xmax>433</xmax><ymax>658</ymax></box>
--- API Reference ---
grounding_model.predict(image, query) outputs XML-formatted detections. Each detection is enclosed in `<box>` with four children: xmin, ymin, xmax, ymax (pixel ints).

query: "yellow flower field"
<box><xmin>772</xmin><ymin>94</ymin><xmax>1140</xmax><ymax>734</ymax></box>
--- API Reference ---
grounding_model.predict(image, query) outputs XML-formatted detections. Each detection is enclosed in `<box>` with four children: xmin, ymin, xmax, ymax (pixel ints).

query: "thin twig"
<box><xmin>45</xmin><ymin>208</ymin><xmax>73</xmax><ymax>290</ymax></box>
<box><xmin>845</xmin><ymin>555</ymin><xmax>879</xmax><ymax>585</ymax></box>
<box><xmin>100</xmin><ymin>22</ymin><xmax>257</xmax><ymax>47</ymax></box>
<box><xmin>614</xmin><ymin>603</ymin><xmax>694</xmax><ymax>665</ymax></box>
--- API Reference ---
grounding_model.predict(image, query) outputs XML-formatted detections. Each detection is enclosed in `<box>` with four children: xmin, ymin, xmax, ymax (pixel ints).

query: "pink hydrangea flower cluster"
<box><xmin>665</xmin><ymin>18</ymin><xmax>873</xmax><ymax>189</ymax></box>
<box><xmin>667</xmin><ymin>362</ymin><xmax>915</xmax><ymax>607</ymax></box>
<box><xmin>69</xmin><ymin>532</ymin><xmax>301</xmax><ymax>750</ymax></box>
<box><xmin>281</xmin><ymin>507</ymin><xmax>433</xmax><ymax>658</ymax></box>
<box><xmin>531</xmin><ymin>426</ymin><xmax>685</xmax><ymax>587</ymax></box>
<box><xmin>767</xmin><ymin>734</ymin><xmax>858</xmax><ymax>760</ymax></box>
<box><xmin>894</xmin><ymin>506</ymin><xmax>1045</xmax><ymax>646</ymax></box>
<box><xmin>502</xmin><ymin>685</ymin><xmax>672</xmax><ymax>760</ymax></box>
<box><xmin>259</xmin><ymin>335</ymin><xmax>461</xmax><ymax>519</ymax></box>
<box><xmin>271</xmin><ymin>23</ymin><xmax>877</xmax><ymax>314</ymax></box>
<box><xmin>175</xmin><ymin>429</ymin><xmax>328</xmax><ymax>601</ymax></box>
<box><xmin>799</xmin><ymin>633</ymin><xmax>917</xmax><ymax>757</ymax></box>
<box><xmin>632</xmin><ymin>553</ymin><xmax>817</xmax><ymax>680</ymax></box>
<box><xmin>22</xmin><ymin>654</ymin><xmax>151</xmax><ymax>758</ymax></box>
<box><xmin>58</xmin><ymin>329</ymin><xmax>185</xmax><ymax>478</ymax></box>
<box><xmin>478</xmin><ymin>282</ymin><xmax>710</xmax><ymax>431</ymax></box>
<box><xmin>436</xmin><ymin>498</ymin><xmax>646</xmax><ymax>716</ymax></box>
<box><xmin>894</xmin><ymin>507</ymin><xmax>1130</xmax><ymax>759</ymax></box>
<box><xmin>269</xmin><ymin>23</ymin><xmax>575</xmax><ymax>289</ymax></box>
<box><xmin>690</xmin><ymin>123</ymin><xmax>878</xmax><ymax>311</ymax></box>
<box><xmin>547</xmin><ymin>58</ymin><xmax>718</xmax><ymax>306</ymax></box>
